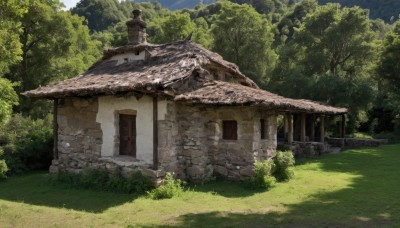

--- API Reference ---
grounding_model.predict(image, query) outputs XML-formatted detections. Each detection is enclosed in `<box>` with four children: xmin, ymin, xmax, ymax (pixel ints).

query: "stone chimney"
<box><xmin>126</xmin><ymin>9</ymin><xmax>147</xmax><ymax>45</ymax></box>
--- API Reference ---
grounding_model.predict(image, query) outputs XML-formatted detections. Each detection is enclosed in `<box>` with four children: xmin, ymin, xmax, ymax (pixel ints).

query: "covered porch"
<box><xmin>279</xmin><ymin>113</ymin><xmax>346</xmax><ymax>157</ymax></box>
<box><xmin>276</xmin><ymin>101</ymin><xmax>348</xmax><ymax>157</ymax></box>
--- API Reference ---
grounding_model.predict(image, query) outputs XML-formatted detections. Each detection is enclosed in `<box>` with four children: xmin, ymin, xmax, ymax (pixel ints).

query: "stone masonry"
<box><xmin>50</xmin><ymin>96</ymin><xmax>278</xmax><ymax>182</ymax></box>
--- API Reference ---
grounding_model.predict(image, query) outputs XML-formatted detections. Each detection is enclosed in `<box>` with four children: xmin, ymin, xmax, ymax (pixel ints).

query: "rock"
<box><xmin>186</xmin><ymin>166</ymin><xmax>204</xmax><ymax>178</ymax></box>
<box><xmin>49</xmin><ymin>165</ymin><xmax>59</xmax><ymax>173</ymax></box>
<box><xmin>239</xmin><ymin>166</ymin><xmax>255</xmax><ymax>177</ymax></box>
<box><xmin>214</xmin><ymin>165</ymin><xmax>228</xmax><ymax>176</ymax></box>
<box><xmin>140</xmin><ymin>168</ymin><xmax>165</xmax><ymax>178</ymax></box>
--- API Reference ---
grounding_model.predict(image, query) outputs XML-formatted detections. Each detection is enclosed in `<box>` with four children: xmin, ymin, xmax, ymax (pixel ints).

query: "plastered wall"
<box><xmin>96</xmin><ymin>95</ymin><xmax>168</xmax><ymax>164</ymax></box>
<box><xmin>110</xmin><ymin>51</ymin><xmax>145</xmax><ymax>65</ymax></box>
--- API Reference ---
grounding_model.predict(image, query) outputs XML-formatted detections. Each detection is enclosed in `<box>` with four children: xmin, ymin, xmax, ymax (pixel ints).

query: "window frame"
<box><xmin>222</xmin><ymin>120</ymin><xmax>238</xmax><ymax>140</ymax></box>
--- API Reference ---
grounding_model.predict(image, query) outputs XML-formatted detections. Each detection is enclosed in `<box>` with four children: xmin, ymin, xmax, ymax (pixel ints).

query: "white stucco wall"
<box><xmin>110</xmin><ymin>51</ymin><xmax>146</xmax><ymax>65</ymax></box>
<box><xmin>96</xmin><ymin>95</ymin><xmax>169</xmax><ymax>164</ymax></box>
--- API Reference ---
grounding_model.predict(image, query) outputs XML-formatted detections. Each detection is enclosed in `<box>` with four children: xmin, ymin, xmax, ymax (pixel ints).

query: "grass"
<box><xmin>351</xmin><ymin>132</ymin><xmax>374</xmax><ymax>139</ymax></box>
<box><xmin>1</xmin><ymin>145</ymin><xmax>400</xmax><ymax>227</ymax></box>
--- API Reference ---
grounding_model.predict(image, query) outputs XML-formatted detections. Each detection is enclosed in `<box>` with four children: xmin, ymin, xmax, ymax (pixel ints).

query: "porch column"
<box><xmin>284</xmin><ymin>113</ymin><xmax>289</xmax><ymax>142</ymax></box>
<box><xmin>287</xmin><ymin>114</ymin><xmax>293</xmax><ymax>144</ymax></box>
<box><xmin>340</xmin><ymin>114</ymin><xmax>345</xmax><ymax>138</ymax></box>
<box><xmin>300</xmin><ymin>113</ymin><xmax>306</xmax><ymax>142</ymax></box>
<box><xmin>153</xmin><ymin>96</ymin><xmax>159</xmax><ymax>170</ymax></box>
<box><xmin>310</xmin><ymin>114</ymin><xmax>315</xmax><ymax>141</ymax></box>
<box><xmin>320</xmin><ymin>115</ymin><xmax>325</xmax><ymax>143</ymax></box>
<box><xmin>53</xmin><ymin>99</ymin><xmax>59</xmax><ymax>160</ymax></box>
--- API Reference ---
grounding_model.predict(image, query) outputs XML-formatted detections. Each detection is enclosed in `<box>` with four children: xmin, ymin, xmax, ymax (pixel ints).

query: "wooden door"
<box><xmin>119</xmin><ymin>114</ymin><xmax>136</xmax><ymax>156</ymax></box>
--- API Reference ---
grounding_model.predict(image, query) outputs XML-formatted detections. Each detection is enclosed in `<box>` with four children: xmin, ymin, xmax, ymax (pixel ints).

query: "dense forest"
<box><xmin>1</xmin><ymin>0</ymin><xmax>400</xmax><ymax>176</ymax></box>
<box><xmin>318</xmin><ymin>0</ymin><xmax>400</xmax><ymax>23</ymax></box>
<box><xmin>135</xmin><ymin>0</ymin><xmax>217</xmax><ymax>10</ymax></box>
<box><xmin>136</xmin><ymin>0</ymin><xmax>400</xmax><ymax>23</ymax></box>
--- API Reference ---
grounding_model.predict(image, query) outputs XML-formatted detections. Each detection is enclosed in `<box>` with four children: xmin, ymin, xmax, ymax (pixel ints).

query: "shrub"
<box><xmin>148</xmin><ymin>172</ymin><xmax>184</xmax><ymax>199</ymax></box>
<box><xmin>273</xmin><ymin>151</ymin><xmax>295</xmax><ymax>182</ymax></box>
<box><xmin>245</xmin><ymin>159</ymin><xmax>276</xmax><ymax>190</ymax></box>
<box><xmin>0</xmin><ymin>159</ymin><xmax>8</xmax><ymax>180</ymax></box>
<box><xmin>128</xmin><ymin>171</ymin><xmax>154</xmax><ymax>194</ymax></box>
<box><xmin>80</xmin><ymin>168</ymin><xmax>109</xmax><ymax>189</ymax></box>
<box><xmin>0</xmin><ymin>114</ymin><xmax>53</xmax><ymax>175</ymax></box>
<box><xmin>50</xmin><ymin>168</ymin><xmax>153</xmax><ymax>194</ymax></box>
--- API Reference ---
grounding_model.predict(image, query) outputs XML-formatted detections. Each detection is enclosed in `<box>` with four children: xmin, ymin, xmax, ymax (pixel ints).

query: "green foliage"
<box><xmin>0</xmin><ymin>78</ymin><xmax>19</xmax><ymax>125</ymax></box>
<box><xmin>51</xmin><ymin>168</ymin><xmax>153</xmax><ymax>194</ymax></box>
<box><xmin>378</xmin><ymin>21</ymin><xmax>400</xmax><ymax>92</ymax></box>
<box><xmin>269</xmin><ymin>3</ymin><xmax>378</xmax><ymax>132</ymax></box>
<box><xmin>211</xmin><ymin>1</ymin><xmax>277</xmax><ymax>85</ymax></box>
<box><xmin>4</xmin><ymin>0</ymin><xmax>102</xmax><ymax>117</ymax></box>
<box><xmin>273</xmin><ymin>0</ymin><xmax>318</xmax><ymax>47</ymax></box>
<box><xmin>71</xmin><ymin>0</ymin><xmax>128</xmax><ymax>32</ymax></box>
<box><xmin>155</xmin><ymin>12</ymin><xmax>195</xmax><ymax>43</ymax></box>
<box><xmin>291</xmin><ymin>3</ymin><xmax>375</xmax><ymax>76</ymax></box>
<box><xmin>0</xmin><ymin>114</ymin><xmax>53</xmax><ymax>175</ymax></box>
<box><xmin>373</xmin><ymin>21</ymin><xmax>400</xmax><ymax>132</ymax></box>
<box><xmin>136</xmin><ymin>0</ymin><xmax>217</xmax><ymax>11</ymax></box>
<box><xmin>318</xmin><ymin>0</ymin><xmax>400</xmax><ymax>23</ymax></box>
<box><xmin>229</xmin><ymin>0</ymin><xmax>291</xmax><ymax>22</ymax></box>
<box><xmin>273</xmin><ymin>151</ymin><xmax>295</xmax><ymax>181</ymax></box>
<box><xmin>148</xmin><ymin>172</ymin><xmax>184</xmax><ymax>199</ymax></box>
<box><xmin>0</xmin><ymin>0</ymin><xmax>27</xmax><ymax>75</ymax></box>
<box><xmin>0</xmin><ymin>159</ymin><xmax>8</xmax><ymax>180</ymax></box>
<box><xmin>245</xmin><ymin>159</ymin><xmax>276</xmax><ymax>190</ymax></box>
<box><xmin>192</xmin><ymin>17</ymin><xmax>212</xmax><ymax>48</ymax></box>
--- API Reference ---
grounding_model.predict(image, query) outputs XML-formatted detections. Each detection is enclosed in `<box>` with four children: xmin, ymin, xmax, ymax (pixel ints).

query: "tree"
<box><xmin>192</xmin><ymin>17</ymin><xmax>212</xmax><ymax>48</ymax></box>
<box><xmin>229</xmin><ymin>0</ymin><xmax>289</xmax><ymax>22</ymax></box>
<box><xmin>291</xmin><ymin>4</ymin><xmax>376</xmax><ymax>76</ymax></box>
<box><xmin>211</xmin><ymin>1</ymin><xmax>277</xmax><ymax>85</ymax></box>
<box><xmin>269</xmin><ymin>4</ymin><xmax>379</xmax><ymax>133</ymax></box>
<box><xmin>318</xmin><ymin>0</ymin><xmax>400</xmax><ymax>23</ymax></box>
<box><xmin>377</xmin><ymin>21</ymin><xmax>400</xmax><ymax>92</ymax></box>
<box><xmin>0</xmin><ymin>0</ymin><xmax>27</xmax><ymax>75</ymax></box>
<box><xmin>71</xmin><ymin>0</ymin><xmax>127</xmax><ymax>32</ymax></box>
<box><xmin>273</xmin><ymin>0</ymin><xmax>318</xmax><ymax>47</ymax></box>
<box><xmin>5</xmin><ymin>0</ymin><xmax>102</xmax><ymax>117</ymax></box>
<box><xmin>0</xmin><ymin>78</ymin><xmax>18</xmax><ymax>125</ymax></box>
<box><xmin>371</xmin><ymin>21</ymin><xmax>400</xmax><ymax>132</ymax></box>
<box><xmin>154</xmin><ymin>12</ymin><xmax>196</xmax><ymax>44</ymax></box>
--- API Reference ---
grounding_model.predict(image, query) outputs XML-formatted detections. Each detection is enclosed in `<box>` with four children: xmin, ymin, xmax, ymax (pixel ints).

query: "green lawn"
<box><xmin>1</xmin><ymin>145</ymin><xmax>400</xmax><ymax>227</ymax></box>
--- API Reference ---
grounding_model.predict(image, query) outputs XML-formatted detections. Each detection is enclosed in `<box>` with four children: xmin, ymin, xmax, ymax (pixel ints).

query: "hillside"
<box><xmin>134</xmin><ymin>0</ymin><xmax>217</xmax><ymax>10</ymax></box>
<box><xmin>318</xmin><ymin>0</ymin><xmax>400</xmax><ymax>22</ymax></box>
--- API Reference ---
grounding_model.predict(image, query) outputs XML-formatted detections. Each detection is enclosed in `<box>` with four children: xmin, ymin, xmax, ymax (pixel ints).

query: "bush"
<box><xmin>80</xmin><ymin>168</ymin><xmax>109</xmax><ymax>189</ymax></box>
<box><xmin>128</xmin><ymin>171</ymin><xmax>154</xmax><ymax>193</ymax></box>
<box><xmin>50</xmin><ymin>168</ymin><xmax>153</xmax><ymax>194</ymax></box>
<box><xmin>0</xmin><ymin>114</ymin><xmax>53</xmax><ymax>175</ymax></box>
<box><xmin>273</xmin><ymin>151</ymin><xmax>295</xmax><ymax>182</ymax></box>
<box><xmin>148</xmin><ymin>172</ymin><xmax>184</xmax><ymax>199</ymax></box>
<box><xmin>245</xmin><ymin>159</ymin><xmax>276</xmax><ymax>190</ymax></box>
<box><xmin>0</xmin><ymin>159</ymin><xmax>8</xmax><ymax>180</ymax></box>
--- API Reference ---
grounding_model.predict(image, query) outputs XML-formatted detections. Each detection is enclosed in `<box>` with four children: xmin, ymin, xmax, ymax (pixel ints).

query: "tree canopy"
<box><xmin>211</xmin><ymin>1</ymin><xmax>277</xmax><ymax>85</ymax></box>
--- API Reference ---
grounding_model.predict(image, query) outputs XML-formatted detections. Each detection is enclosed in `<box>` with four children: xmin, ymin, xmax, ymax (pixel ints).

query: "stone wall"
<box><xmin>327</xmin><ymin>137</ymin><xmax>388</xmax><ymax>148</ymax></box>
<box><xmin>281</xmin><ymin>142</ymin><xmax>328</xmax><ymax>157</ymax></box>
<box><xmin>50</xmin><ymin>97</ymin><xmax>278</xmax><ymax>182</ymax></box>
<box><xmin>51</xmin><ymin>97</ymin><xmax>168</xmax><ymax>182</ymax></box>
<box><xmin>175</xmin><ymin>105</ymin><xmax>277</xmax><ymax>181</ymax></box>
<box><xmin>157</xmin><ymin>102</ymin><xmax>181</xmax><ymax>176</ymax></box>
<box><xmin>51</xmin><ymin>97</ymin><xmax>103</xmax><ymax>173</ymax></box>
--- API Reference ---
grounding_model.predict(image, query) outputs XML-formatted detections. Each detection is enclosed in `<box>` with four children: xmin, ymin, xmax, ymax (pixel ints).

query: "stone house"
<box><xmin>23</xmin><ymin>10</ymin><xmax>347</xmax><ymax>182</ymax></box>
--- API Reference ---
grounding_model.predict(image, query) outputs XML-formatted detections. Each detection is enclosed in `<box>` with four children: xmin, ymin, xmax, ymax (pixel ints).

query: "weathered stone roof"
<box><xmin>175</xmin><ymin>81</ymin><xmax>347</xmax><ymax>114</ymax></box>
<box><xmin>22</xmin><ymin>41</ymin><xmax>257</xmax><ymax>98</ymax></box>
<box><xmin>23</xmin><ymin>40</ymin><xmax>347</xmax><ymax>114</ymax></box>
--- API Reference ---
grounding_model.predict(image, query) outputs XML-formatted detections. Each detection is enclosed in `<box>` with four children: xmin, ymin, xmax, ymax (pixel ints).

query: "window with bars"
<box><xmin>222</xmin><ymin>120</ymin><xmax>238</xmax><ymax>140</ymax></box>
